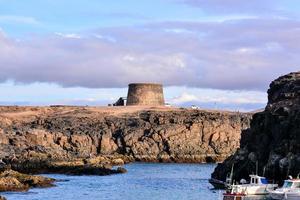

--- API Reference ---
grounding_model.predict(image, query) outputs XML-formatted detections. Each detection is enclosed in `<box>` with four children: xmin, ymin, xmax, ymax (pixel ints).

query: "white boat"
<box><xmin>269</xmin><ymin>179</ymin><xmax>300</xmax><ymax>200</ymax></box>
<box><xmin>223</xmin><ymin>175</ymin><xmax>278</xmax><ymax>200</ymax></box>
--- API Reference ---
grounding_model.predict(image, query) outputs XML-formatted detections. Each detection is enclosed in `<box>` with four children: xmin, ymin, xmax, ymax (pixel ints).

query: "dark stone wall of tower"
<box><xmin>126</xmin><ymin>83</ymin><xmax>165</xmax><ymax>106</ymax></box>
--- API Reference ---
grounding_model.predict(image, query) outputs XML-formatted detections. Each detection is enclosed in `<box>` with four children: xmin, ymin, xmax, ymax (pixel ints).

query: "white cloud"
<box><xmin>170</xmin><ymin>90</ymin><xmax>267</xmax><ymax>105</ymax></box>
<box><xmin>0</xmin><ymin>17</ymin><xmax>299</xmax><ymax>91</ymax></box>
<box><xmin>123</xmin><ymin>54</ymin><xmax>137</xmax><ymax>62</ymax></box>
<box><xmin>0</xmin><ymin>28</ymin><xmax>6</xmax><ymax>37</ymax></box>
<box><xmin>0</xmin><ymin>81</ymin><xmax>123</xmax><ymax>106</ymax></box>
<box><xmin>171</xmin><ymin>92</ymin><xmax>199</xmax><ymax>104</ymax></box>
<box><xmin>93</xmin><ymin>34</ymin><xmax>116</xmax><ymax>43</ymax></box>
<box><xmin>55</xmin><ymin>32</ymin><xmax>81</xmax><ymax>39</ymax></box>
<box><xmin>0</xmin><ymin>15</ymin><xmax>40</xmax><ymax>25</ymax></box>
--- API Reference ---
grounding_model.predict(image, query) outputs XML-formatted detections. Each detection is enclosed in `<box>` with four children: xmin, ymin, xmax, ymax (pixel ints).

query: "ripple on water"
<box><xmin>1</xmin><ymin>163</ymin><xmax>222</xmax><ymax>200</ymax></box>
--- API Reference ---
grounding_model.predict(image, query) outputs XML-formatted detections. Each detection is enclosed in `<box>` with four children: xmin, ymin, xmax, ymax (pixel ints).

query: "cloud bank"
<box><xmin>0</xmin><ymin>17</ymin><xmax>299</xmax><ymax>91</ymax></box>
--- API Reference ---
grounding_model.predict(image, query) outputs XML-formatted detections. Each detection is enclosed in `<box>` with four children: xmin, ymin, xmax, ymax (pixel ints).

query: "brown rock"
<box><xmin>0</xmin><ymin>169</ymin><xmax>55</xmax><ymax>192</ymax></box>
<box><xmin>111</xmin><ymin>158</ymin><xmax>124</xmax><ymax>166</ymax></box>
<box><xmin>116</xmin><ymin>167</ymin><xmax>127</xmax><ymax>173</ymax></box>
<box><xmin>0</xmin><ymin>196</ymin><xmax>7</xmax><ymax>200</ymax></box>
<box><xmin>0</xmin><ymin>105</ymin><xmax>252</xmax><ymax>168</ymax></box>
<box><xmin>0</xmin><ymin>177</ymin><xmax>26</xmax><ymax>192</ymax></box>
<box><xmin>0</xmin><ymin>129</ymin><xmax>8</xmax><ymax>145</ymax></box>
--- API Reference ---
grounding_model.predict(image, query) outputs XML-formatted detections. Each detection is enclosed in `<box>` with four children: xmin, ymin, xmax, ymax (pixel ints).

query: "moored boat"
<box><xmin>223</xmin><ymin>193</ymin><xmax>246</xmax><ymax>200</ymax></box>
<box><xmin>223</xmin><ymin>175</ymin><xmax>278</xmax><ymax>200</ymax></box>
<box><xmin>269</xmin><ymin>179</ymin><xmax>300</xmax><ymax>200</ymax></box>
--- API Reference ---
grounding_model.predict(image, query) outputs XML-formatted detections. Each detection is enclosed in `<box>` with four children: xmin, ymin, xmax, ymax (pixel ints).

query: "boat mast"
<box><xmin>229</xmin><ymin>163</ymin><xmax>234</xmax><ymax>185</ymax></box>
<box><xmin>263</xmin><ymin>166</ymin><xmax>266</xmax><ymax>177</ymax></box>
<box><xmin>256</xmin><ymin>161</ymin><xmax>258</xmax><ymax>175</ymax></box>
<box><xmin>287</xmin><ymin>158</ymin><xmax>291</xmax><ymax>179</ymax></box>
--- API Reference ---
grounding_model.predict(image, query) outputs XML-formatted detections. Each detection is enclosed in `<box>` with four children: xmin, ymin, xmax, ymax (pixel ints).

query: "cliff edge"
<box><xmin>212</xmin><ymin>71</ymin><xmax>300</xmax><ymax>183</ymax></box>
<box><xmin>0</xmin><ymin>106</ymin><xmax>251</xmax><ymax>166</ymax></box>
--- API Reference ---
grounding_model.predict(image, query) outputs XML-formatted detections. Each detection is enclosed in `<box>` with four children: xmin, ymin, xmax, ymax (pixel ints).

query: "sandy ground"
<box><xmin>0</xmin><ymin>105</ymin><xmax>250</xmax><ymax>124</ymax></box>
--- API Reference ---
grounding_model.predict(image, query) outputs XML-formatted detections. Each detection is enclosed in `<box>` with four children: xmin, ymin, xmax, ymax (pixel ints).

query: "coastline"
<box><xmin>0</xmin><ymin>106</ymin><xmax>252</xmax><ymax>164</ymax></box>
<box><xmin>0</xmin><ymin>155</ymin><xmax>128</xmax><ymax>198</ymax></box>
<box><xmin>212</xmin><ymin>72</ymin><xmax>300</xmax><ymax>185</ymax></box>
<box><xmin>0</xmin><ymin>105</ymin><xmax>251</xmax><ymax>198</ymax></box>
<box><xmin>1</xmin><ymin>162</ymin><xmax>218</xmax><ymax>200</ymax></box>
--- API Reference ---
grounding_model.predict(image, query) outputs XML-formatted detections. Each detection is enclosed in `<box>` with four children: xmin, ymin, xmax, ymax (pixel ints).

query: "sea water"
<box><xmin>2</xmin><ymin>163</ymin><xmax>223</xmax><ymax>200</ymax></box>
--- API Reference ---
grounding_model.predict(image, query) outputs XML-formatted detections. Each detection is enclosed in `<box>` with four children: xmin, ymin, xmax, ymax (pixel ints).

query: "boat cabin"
<box><xmin>249</xmin><ymin>175</ymin><xmax>269</xmax><ymax>185</ymax></box>
<box><xmin>282</xmin><ymin>179</ymin><xmax>300</xmax><ymax>189</ymax></box>
<box><xmin>223</xmin><ymin>174</ymin><xmax>278</xmax><ymax>200</ymax></box>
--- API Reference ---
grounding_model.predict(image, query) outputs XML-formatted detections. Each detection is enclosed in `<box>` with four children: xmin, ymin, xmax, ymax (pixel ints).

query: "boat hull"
<box><xmin>223</xmin><ymin>193</ymin><xmax>245</xmax><ymax>200</ymax></box>
<box><xmin>269</xmin><ymin>191</ymin><xmax>300</xmax><ymax>200</ymax></box>
<box><xmin>286</xmin><ymin>192</ymin><xmax>300</xmax><ymax>200</ymax></box>
<box><xmin>223</xmin><ymin>194</ymin><xmax>268</xmax><ymax>200</ymax></box>
<box><xmin>231</xmin><ymin>184</ymin><xmax>277</xmax><ymax>195</ymax></box>
<box><xmin>269</xmin><ymin>192</ymin><xmax>284</xmax><ymax>200</ymax></box>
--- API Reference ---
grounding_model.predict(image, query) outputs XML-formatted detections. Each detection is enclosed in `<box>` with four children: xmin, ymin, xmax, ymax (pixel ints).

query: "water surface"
<box><xmin>2</xmin><ymin>163</ymin><xmax>223</xmax><ymax>200</ymax></box>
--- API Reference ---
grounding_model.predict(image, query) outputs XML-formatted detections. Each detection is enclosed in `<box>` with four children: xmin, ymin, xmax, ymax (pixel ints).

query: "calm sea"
<box><xmin>2</xmin><ymin>163</ymin><xmax>223</xmax><ymax>200</ymax></box>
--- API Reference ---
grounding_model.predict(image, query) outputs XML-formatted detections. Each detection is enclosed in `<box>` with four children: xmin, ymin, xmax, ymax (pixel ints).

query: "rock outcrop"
<box><xmin>0</xmin><ymin>169</ymin><xmax>55</xmax><ymax>192</ymax></box>
<box><xmin>3</xmin><ymin>156</ymin><xmax>128</xmax><ymax>176</ymax></box>
<box><xmin>212</xmin><ymin>71</ymin><xmax>300</xmax><ymax>184</ymax></box>
<box><xmin>0</xmin><ymin>155</ymin><xmax>126</xmax><ymax>199</ymax></box>
<box><xmin>0</xmin><ymin>106</ymin><xmax>252</xmax><ymax>168</ymax></box>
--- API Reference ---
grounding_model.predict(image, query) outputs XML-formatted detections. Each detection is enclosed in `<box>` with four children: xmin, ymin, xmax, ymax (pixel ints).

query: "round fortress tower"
<box><xmin>126</xmin><ymin>83</ymin><xmax>165</xmax><ymax>106</ymax></box>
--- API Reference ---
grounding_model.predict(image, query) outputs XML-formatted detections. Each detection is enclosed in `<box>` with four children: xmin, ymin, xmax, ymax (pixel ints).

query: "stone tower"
<box><xmin>126</xmin><ymin>83</ymin><xmax>165</xmax><ymax>106</ymax></box>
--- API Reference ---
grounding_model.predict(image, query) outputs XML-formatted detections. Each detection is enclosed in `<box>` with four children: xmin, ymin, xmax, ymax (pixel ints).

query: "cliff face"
<box><xmin>212</xmin><ymin>72</ymin><xmax>300</xmax><ymax>182</ymax></box>
<box><xmin>0</xmin><ymin>107</ymin><xmax>251</xmax><ymax>163</ymax></box>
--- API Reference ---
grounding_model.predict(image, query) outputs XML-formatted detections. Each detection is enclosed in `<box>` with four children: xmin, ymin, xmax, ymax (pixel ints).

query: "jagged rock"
<box><xmin>116</xmin><ymin>167</ymin><xmax>127</xmax><ymax>173</ymax></box>
<box><xmin>0</xmin><ymin>196</ymin><xmax>6</xmax><ymax>200</ymax></box>
<box><xmin>6</xmin><ymin>157</ymin><xmax>128</xmax><ymax>176</ymax></box>
<box><xmin>111</xmin><ymin>158</ymin><xmax>125</xmax><ymax>166</ymax></box>
<box><xmin>212</xmin><ymin>71</ymin><xmax>300</xmax><ymax>184</ymax></box>
<box><xmin>0</xmin><ymin>169</ymin><xmax>55</xmax><ymax>192</ymax></box>
<box><xmin>0</xmin><ymin>106</ymin><xmax>252</xmax><ymax>169</ymax></box>
<box><xmin>0</xmin><ymin>176</ymin><xmax>26</xmax><ymax>192</ymax></box>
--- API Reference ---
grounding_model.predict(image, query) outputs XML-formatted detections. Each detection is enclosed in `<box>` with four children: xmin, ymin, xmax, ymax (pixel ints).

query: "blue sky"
<box><xmin>0</xmin><ymin>0</ymin><xmax>204</xmax><ymax>36</ymax></box>
<box><xmin>0</xmin><ymin>0</ymin><xmax>299</xmax><ymax>111</ymax></box>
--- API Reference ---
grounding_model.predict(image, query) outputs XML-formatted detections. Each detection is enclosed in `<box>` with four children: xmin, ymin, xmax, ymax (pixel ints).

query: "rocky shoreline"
<box><xmin>212</xmin><ymin>71</ymin><xmax>300</xmax><ymax>184</ymax></box>
<box><xmin>0</xmin><ymin>155</ymin><xmax>128</xmax><ymax>199</ymax></box>
<box><xmin>0</xmin><ymin>106</ymin><xmax>252</xmax><ymax>164</ymax></box>
<box><xmin>0</xmin><ymin>169</ymin><xmax>55</xmax><ymax>192</ymax></box>
<box><xmin>2</xmin><ymin>71</ymin><xmax>298</xmax><ymax>197</ymax></box>
<box><xmin>2</xmin><ymin>155</ymin><xmax>129</xmax><ymax>175</ymax></box>
<box><xmin>0</xmin><ymin>105</ymin><xmax>252</xmax><ymax>198</ymax></box>
<box><xmin>0</xmin><ymin>93</ymin><xmax>255</xmax><ymax>200</ymax></box>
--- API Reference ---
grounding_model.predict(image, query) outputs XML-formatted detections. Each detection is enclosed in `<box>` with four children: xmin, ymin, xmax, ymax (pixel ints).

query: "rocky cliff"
<box><xmin>0</xmin><ymin>106</ymin><xmax>252</xmax><ymax>166</ymax></box>
<box><xmin>212</xmin><ymin>71</ymin><xmax>300</xmax><ymax>183</ymax></box>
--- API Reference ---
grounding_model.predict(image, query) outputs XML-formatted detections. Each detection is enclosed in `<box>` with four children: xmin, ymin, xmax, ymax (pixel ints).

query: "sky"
<box><xmin>0</xmin><ymin>0</ymin><xmax>299</xmax><ymax>111</ymax></box>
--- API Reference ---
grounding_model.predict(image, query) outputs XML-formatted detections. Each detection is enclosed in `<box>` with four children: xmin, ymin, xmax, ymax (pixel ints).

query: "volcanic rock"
<box><xmin>0</xmin><ymin>106</ymin><xmax>252</xmax><ymax>166</ymax></box>
<box><xmin>0</xmin><ymin>169</ymin><xmax>55</xmax><ymax>192</ymax></box>
<box><xmin>211</xmin><ymin>71</ymin><xmax>300</xmax><ymax>184</ymax></box>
